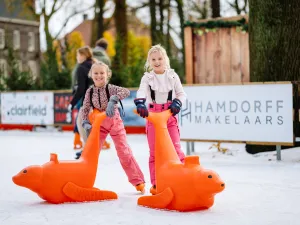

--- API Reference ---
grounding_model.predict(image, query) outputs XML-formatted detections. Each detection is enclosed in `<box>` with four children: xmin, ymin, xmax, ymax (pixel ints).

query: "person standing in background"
<box><xmin>93</xmin><ymin>38</ymin><xmax>111</xmax><ymax>67</ymax></box>
<box><xmin>68</xmin><ymin>46</ymin><xmax>94</xmax><ymax>159</ymax></box>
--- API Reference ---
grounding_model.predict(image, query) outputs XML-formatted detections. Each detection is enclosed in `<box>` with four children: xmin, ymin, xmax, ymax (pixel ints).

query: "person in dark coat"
<box><xmin>68</xmin><ymin>46</ymin><xmax>94</xmax><ymax>157</ymax></box>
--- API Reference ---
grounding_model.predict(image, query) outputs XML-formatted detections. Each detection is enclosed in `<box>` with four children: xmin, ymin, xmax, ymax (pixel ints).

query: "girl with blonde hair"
<box><xmin>69</xmin><ymin>46</ymin><xmax>110</xmax><ymax>158</ymax></box>
<box><xmin>134</xmin><ymin>44</ymin><xmax>187</xmax><ymax>195</ymax></box>
<box><xmin>80</xmin><ymin>61</ymin><xmax>146</xmax><ymax>194</ymax></box>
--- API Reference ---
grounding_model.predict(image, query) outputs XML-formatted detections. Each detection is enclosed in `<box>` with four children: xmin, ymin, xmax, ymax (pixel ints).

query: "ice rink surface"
<box><xmin>1</xmin><ymin>130</ymin><xmax>300</xmax><ymax>225</ymax></box>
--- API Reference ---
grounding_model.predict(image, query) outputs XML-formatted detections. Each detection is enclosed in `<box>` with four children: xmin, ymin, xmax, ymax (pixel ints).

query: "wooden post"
<box><xmin>184</xmin><ymin>26</ymin><xmax>193</xmax><ymax>84</ymax></box>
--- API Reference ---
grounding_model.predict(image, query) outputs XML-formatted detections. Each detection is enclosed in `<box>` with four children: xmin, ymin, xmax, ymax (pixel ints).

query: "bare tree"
<box><xmin>113</xmin><ymin>0</ymin><xmax>128</xmax><ymax>64</ymax></box>
<box><xmin>159</xmin><ymin>0</ymin><xmax>165</xmax><ymax>34</ymax></box>
<box><xmin>24</xmin><ymin>0</ymin><xmax>94</xmax><ymax>51</ymax></box>
<box><xmin>166</xmin><ymin>0</ymin><xmax>172</xmax><ymax>54</ymax></box>
<box><xmin>173</xmin><ymin>0</ymin><xmax>185</xmax><ymax>74</ymax></box>
<box><xmin>94</xmin><ymin>0</ymin><xmax>112</xmax><ymax>40</ymax></box>
<box><xmin>185</xmin><ymin>0</ymin><xmax>210</xmax><ymax>20</ymax></box>
<box><xmin>211</xmin><ymin>0</ymin><xmax>220</xmax><ymax>18</ymax></box>
<box><xmin>95</xmin><ymin>0</ymin><xmax>105</xmax><ymax>39</ymax></box>
<box><xmin>21</xmin><ymin>0</ymin><xmax>94</xmax><ymax>89</ymax></box>
<box><xmin>149</xmin><ymin>0</ymin><xmax>159</xmax><ymax>45</ymax></box>
<box><xmin>247</xmin><ymin>0</ymin><xmax>300</xmax><ymax>153</ymax></box>
<box><xmin>249</xmin><ymin>0</ymin><xmax>300</xmax><ymax>82</ymax></box>
<box><xmin>227</xmin><ymin>0</ymin><xmax>248</xmax><ymax>15</ymax></box>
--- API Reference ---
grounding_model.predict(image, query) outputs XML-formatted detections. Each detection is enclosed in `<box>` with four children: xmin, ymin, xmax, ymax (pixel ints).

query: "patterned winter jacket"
<box><xmin>81</xmin><ymin>84</ymin><xmax>130</xmax><ymax>121</ymax></box>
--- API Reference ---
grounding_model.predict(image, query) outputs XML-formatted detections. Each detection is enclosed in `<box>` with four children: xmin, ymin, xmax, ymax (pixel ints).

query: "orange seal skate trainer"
<box><xmin>89</xmin><ymin>112</ymin><xmax>110</xmax><ymax>151</ymax></box>
<box><xmin>12</xmin><ymin>110</ymin><xmax>117</xmax><ymax>204</ymax></box>
<box><xmin>134</xmin><ymin>109</ymin><xmax>225</xmax><ymax>212</ymax></box>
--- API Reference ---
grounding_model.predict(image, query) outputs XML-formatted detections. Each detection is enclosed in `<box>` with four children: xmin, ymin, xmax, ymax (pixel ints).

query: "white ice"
<box><xmin>1</xmin><ymin>130</ymin><xmax>300</xmax><ymax>225</ymax></box>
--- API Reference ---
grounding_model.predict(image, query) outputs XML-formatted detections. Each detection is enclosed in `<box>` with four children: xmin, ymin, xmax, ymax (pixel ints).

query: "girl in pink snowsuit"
<box><xmin>81</xmin><ymin>61</ymin><xmax>145</xmax><ymax>193</ymax></box>
<box><xmin>134</xmin><ymin>44</ymin><xmax>186</xmax><ymax>195</ymax></box>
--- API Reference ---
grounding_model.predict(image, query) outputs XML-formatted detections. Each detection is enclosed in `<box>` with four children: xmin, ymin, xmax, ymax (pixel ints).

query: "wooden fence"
<box><xmin>184</xmin><ymin>15</ymin><xmax>249</xmax><ymax>84</ymax></box>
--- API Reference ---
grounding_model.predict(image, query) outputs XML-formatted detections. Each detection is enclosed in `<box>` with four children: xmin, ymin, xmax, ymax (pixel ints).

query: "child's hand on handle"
<box><xmin>168</xmin><ymin>98</ymin><xmax>182</xmax><ymax>116</ymax></box>
<box><xmin>82</xmin><ymin>120</ymin><xmax>92</xmax><ymax>137</ymax></box>
<box><xmin>106</xmin><ymin>95</ymin><xmax>119</xmax><ymax>118</ymax></box>
<box><xmin>134</xmin><ymin>98</ymin><xmax>149</xmax><ymax>118</ymax></box>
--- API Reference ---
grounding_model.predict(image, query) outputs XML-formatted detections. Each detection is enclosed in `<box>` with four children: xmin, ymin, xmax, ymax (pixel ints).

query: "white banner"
<box><xmin>1</xmin><ymin>92</ymin><xmax>54</xmax><ymax>125</ymax></box>
<box><xmin>178</xmin><ymin>83</ymin><xmax>294</xmax><ymax>144</ymax></box>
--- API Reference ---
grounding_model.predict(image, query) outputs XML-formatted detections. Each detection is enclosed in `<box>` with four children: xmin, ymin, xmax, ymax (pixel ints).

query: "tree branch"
<box><xmin>130</xmin><ymin>1</ymin><xmax>149</xmax><ymax>12</ymax></box>
<box><xmin>50</xmin><ymin>0</ymin><xmax>59</xmax><ymax>16</ymax></box>
<box><xmin>243</xmin><ymin>0</ymin><xmax>248</xmax><ymax>13</ymax></box>
<box><xmin>103</xmin><ymin>17</ymin><xmax>113</xmax><ymax>30</ymax></box>
<box><xmin>41</xmin><ymin>0</ymin><xmax>46</xmax><ymax>17</ymax></box>
<box><xmin>227</xmin><ymin>0</ymin><xmax>241</xmax><ymax>15</ymax></box>
<box><xmin>43</xmin><ymin>0</ymin><xmax>46</xmax><ymax>11</ymax></box>
<box><xmin>49</xmin><ymin>0</ymin><xmax>69</xmax><ymax>17</ymax></box>
<box><xmin>54</xmin><ymin>4</ymin><xmax>94</xmax><ymax>39</ymax></box>
<box><xmin>23</xmin><ymin>1</ymin><xmax>41</xmax><ymax>18</ymax></box>
<box><xmin>169</xmin><ymin>24</ymin><xmax>180</xmax><ymax>37</ymax></box>
<box><xmin>188</xmin><ymin>0</ymin><xmax>209</xmax><ymax>19</ymax></box>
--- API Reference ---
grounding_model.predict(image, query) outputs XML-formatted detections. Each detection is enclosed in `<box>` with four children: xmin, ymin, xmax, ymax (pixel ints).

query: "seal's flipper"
<box><xmin>63</xmin><ymin>182</ymin><xmax>118</xmax><ymax>202</ymax></box>
<box><xmin>137</xmin><ymin>187</ymin><xmax>173</xmax><ymax>209</ymax></box>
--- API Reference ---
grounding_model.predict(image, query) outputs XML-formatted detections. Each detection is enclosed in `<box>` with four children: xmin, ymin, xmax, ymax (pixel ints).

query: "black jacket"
<box><xmin>70</xmin><ymin>59</ymin><xmax>93</xmax><ymax>108</ymax></box>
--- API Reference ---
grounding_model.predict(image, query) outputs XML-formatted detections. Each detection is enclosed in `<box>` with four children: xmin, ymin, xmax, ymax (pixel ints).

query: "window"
<box><xmin>13</xmin><ymin>30</ymin><xmax>20</xmax><ymax>50</ymax></box>
<box><xmin>28</xmin><ymin>32</ymin><xmax>35</xmax><ymax>52</ymax></box>
<box><xmin>0</xmin><ymin>59</ymin><xmax>8</xmax><ymax>77</ymax></box>
<box><xmin>0</xmin><ymin>29</ymin><xmax>5</xmax><ymax>49</ymax></box>
<box><xmin>28</xmin><ymin>60</ymin><xmax>37</xmax><ymax>78</ymax></box>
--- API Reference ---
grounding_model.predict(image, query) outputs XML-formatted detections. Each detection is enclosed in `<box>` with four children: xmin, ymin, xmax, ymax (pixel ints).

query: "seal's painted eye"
<box><xmin>208</xmin><ymin>175</ymin><xmax>212</xmax><ymax>178</ymax></box>
<box><xmin>23</xmin><ymin>170</ymin><xmax>27</xmax><ymax>173</ymax></box>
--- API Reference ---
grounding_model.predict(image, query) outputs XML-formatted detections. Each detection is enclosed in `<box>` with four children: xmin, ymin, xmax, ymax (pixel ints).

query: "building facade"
<box><xmin>0</xmin><ymin>17</ymin><xmax>40</xmax><ymax>80</ymax></box>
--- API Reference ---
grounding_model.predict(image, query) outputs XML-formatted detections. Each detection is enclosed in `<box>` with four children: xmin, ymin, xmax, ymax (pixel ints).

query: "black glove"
<box><xmin>134</xmin><ymin>98</ymin><xmax>149</xmax><ymax>118</ymax></box>
<box><xmin>168</xmin><ymin>98</ymin><xmax>182</xmax><ymax>116</ymax></box>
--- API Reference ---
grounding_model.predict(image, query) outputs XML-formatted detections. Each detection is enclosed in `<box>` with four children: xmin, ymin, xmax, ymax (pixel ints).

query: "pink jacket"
<box><xmin>136</xmin><ymin>69</ymin><xmax>187</xmax><ymax>104</ymax></box>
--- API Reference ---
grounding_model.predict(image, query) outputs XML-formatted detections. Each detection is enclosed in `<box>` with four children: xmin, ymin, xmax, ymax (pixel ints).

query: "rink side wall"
<box><xmin>0</xmin><ymin>88</ymin><xmax>145</xmax><ymax>134</ymax></box>
<box><xmin>0</xmin><ymin>82</ymin><xmax>299</xmax><ymax>146</ymax></box>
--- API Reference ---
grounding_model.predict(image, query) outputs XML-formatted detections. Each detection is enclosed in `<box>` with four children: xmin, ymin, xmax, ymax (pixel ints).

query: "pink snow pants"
<box><xmin>99</xmin><ymin>109</ymin><xmax>145</xmax><ymax>186</ymax></box>
<box><xmin>146</xmin><ymin>103</ymin><xmax>185</xmax><ymax>186</ymax></box>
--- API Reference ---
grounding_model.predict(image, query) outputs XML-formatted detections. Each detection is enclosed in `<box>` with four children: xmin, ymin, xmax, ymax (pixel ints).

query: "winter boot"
<box><xmin>75</xmin><ymin>150</ymin><xmax>82</xmax><ymax>160</ymax></box>
<box><xmin>73</xmin><ymin>132</ymin><xmax>82</xmax><ymax>150</ymax></box>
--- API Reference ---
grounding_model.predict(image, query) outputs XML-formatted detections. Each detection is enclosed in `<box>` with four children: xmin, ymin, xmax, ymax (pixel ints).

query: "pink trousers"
<box><xmin>146</xmin><ymin>103</ymin><xmax>185</xmax><ymax>186</ymax></box>
<box><xmin>99</xmin><ymin>110</ymin><xmax>145</xmax><ymax>186</ymax></box>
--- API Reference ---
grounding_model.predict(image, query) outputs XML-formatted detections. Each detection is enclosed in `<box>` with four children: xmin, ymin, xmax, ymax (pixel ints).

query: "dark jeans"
<box><xmin>73</xmin><ymin>99</ymin><xmax>82</xmax><ymax>133</ymax></box>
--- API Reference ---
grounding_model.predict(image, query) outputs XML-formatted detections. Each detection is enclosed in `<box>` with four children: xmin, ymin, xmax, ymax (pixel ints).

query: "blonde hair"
<box><xmin>88</xmin><ymin>61</ymin><xmax>112</xmax><ymax>82</ymax></box>
<box><xmin>144</xmin><ymin>44</ymin><xmax>170</xmax><ymax>72</ymax></box>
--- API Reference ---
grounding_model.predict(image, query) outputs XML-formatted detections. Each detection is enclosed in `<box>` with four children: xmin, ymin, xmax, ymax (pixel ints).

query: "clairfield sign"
<box><xmin>0</xmin><ymin>92</ymin><xmax>54</xmax><ymax>125</ymax></box>
<box><xmin>178</xmin><ymin>83</ymin><xmax>294</xmax><ymax>144</ymax></box>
